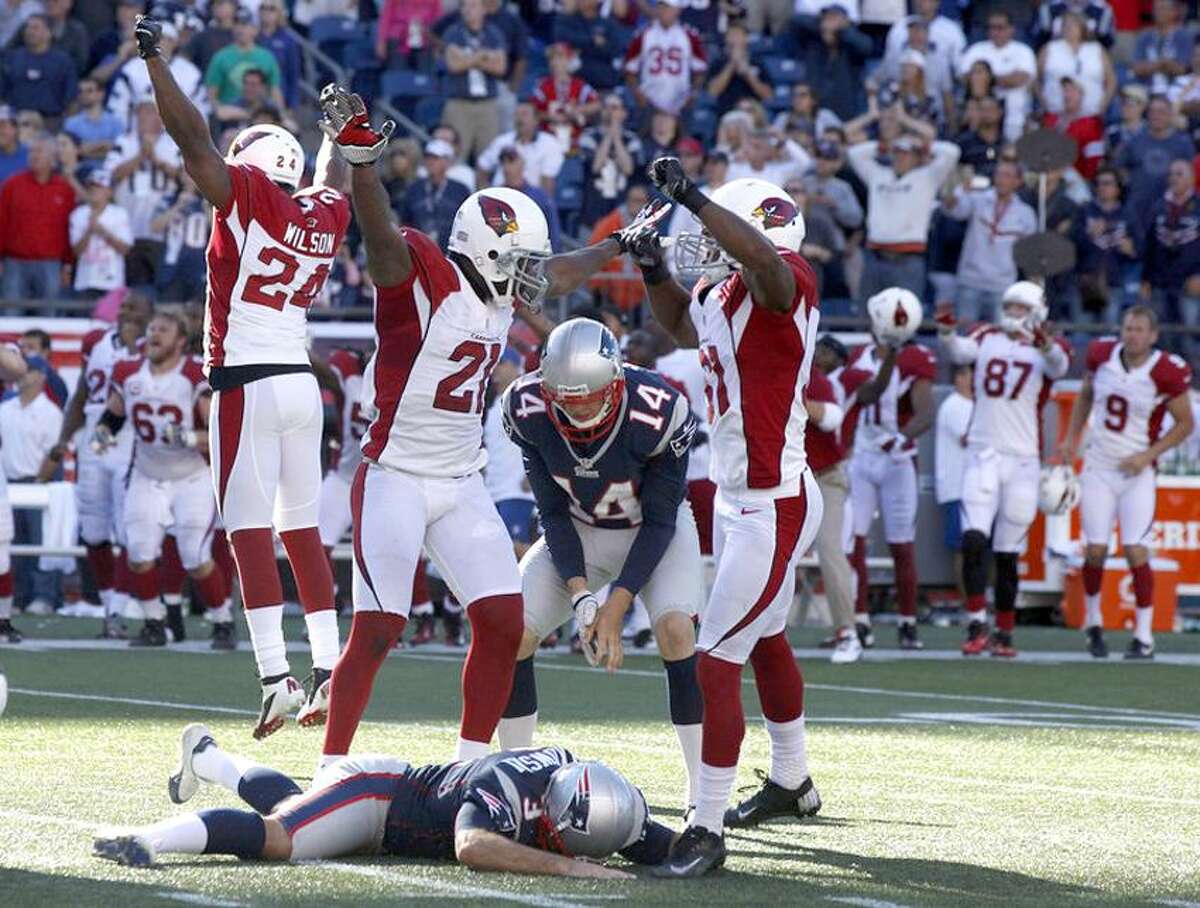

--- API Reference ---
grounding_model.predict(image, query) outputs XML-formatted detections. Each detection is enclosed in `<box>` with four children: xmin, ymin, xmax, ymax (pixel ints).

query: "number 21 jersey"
<box><xmin>205</xmin><ymin>163</ymin><xmax>350</xmax><ymax>387</ymax></box>
<box><xmin>361</xmin><ymin>229</ymin><xmax>513</xmax><ymax>478</ymax></box>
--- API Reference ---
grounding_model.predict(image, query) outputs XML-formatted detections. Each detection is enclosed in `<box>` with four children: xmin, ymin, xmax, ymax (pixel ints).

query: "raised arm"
<box><xmin>311</xmin><ymin>133</ymin><xmax>348</xmax><ymax>192</ymax></box>
<box><xmin>137</xmin><ymin>16</ymin><xmax>231</xmax><ymax>211</ymax></box>
<box><xmin>853</xmin><ymin>345</ymin><xmax>896</xmax><ymax>406</ymax></box>
<box><xmin>0</xmin><ymin>345</ymin><xmax>27</xmax><ymax>383</ymax></box>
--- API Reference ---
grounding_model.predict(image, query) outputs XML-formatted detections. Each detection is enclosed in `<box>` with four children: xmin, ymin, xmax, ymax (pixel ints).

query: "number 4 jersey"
<box><xmin>361</xmin><ymin>229</ymin><xmax>513</xmax><ymax>478</ymax></box>
<box><xmin>205</xmin><ymin>163</ymin><xmax>350</xmax><ymax>387</ymax></box>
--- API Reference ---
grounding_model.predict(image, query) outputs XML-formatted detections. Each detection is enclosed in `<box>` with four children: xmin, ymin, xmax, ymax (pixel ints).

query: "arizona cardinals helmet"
<box><xmin>867</xmin><ymin>287</ymin><xmax>923</xmax><ymax>346</ymax></box>
<box><xmin>448</xmin><ymin>187</ymin><xmax>551</xmax><ymax>308</ymax></box>
<box><xmin>999</xmin><ymin>280</ymin><xmax>1048</xmax><ymax>336</ymax></box>
<box><xmin>539</xmin><ymin>318</ymin><xmax>625</xmax><ymax>444</ymax></box>
<box><xmin>541</xmin><ymin>761</ymin><xmax>647</xmax><ymax>859</ymax></box>
<box><xmin>225</xmin><ymin>124</ymin><xmax>304</xmax><ymax>190</ymax></box>
<box><xmin>1038</xmin><ymin>464</ymin><xmax>1080</xmax><ymax>515</ymax></box>
<box><xmin>675</xmin><ymin>177</ymin><xmax>806</xmax><ymax>280</ymax></box>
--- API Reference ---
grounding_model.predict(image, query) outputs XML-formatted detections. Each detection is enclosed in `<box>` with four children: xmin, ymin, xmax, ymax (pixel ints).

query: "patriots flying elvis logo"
<box><xmin>750</xmin><ymin>197</ymin><xmax>797</xmax><ymax>230</ymax></box>
<box><xmin>567</xmin><ymin>766</ymin><xmax>592</xmax><ymax>833</ymax></box>
<box><xmin>479</xmin><ymin>195</ymin><xmax>520</xmax><ymax>237</ymax></box>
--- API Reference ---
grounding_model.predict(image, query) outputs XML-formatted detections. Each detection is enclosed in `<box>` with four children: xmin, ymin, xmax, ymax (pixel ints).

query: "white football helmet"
<box><xmin>999</xmin><ymin>280</ymin><xmax>1048</xmax><ymax>336</ymax></box>
<box><xmin>225</xmin><ymin>124</ymin><xmax>304</xmax><ymax>190</ymax></box>
<box><xmin>1038</xmin><ymin>464</ymin><xmax>1080</xmax><ymax>515</ymax></box>
<box><xmin>867</xmin><ymin>287</ymin><xmax>923</xmax><ymax>346</ymax></box>
<box><xmin>675</xmin><ymin>177</ymin><xmax>806</xmax><ymax>281</ymax></box>
<box><xmin>448</xmin><ymin>187</ymin><xmax>551</xmax><ymax>308</ymax></box>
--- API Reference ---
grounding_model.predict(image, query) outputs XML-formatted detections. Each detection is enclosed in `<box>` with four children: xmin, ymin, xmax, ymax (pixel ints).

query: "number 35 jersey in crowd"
<box><xmin>205</xmin><ymin>163</ymin><xmax>351</xmax><ymax>387</ymax></box>
<box><xmin>361</xmin><ymin>228</ymin><xmax>512</xmax><ymax>478</ymax></box>
<box><xmin>111</xmin><ymin>356</ymin><xmax>210</xmax><ymax>481</ymax></box>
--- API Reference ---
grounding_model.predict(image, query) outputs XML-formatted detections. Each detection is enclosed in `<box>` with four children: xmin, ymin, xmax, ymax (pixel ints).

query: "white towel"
<box><xmin>39</xmin><ymin>481</ymin><xmax>78</xmax><ymax>574</ymax></box>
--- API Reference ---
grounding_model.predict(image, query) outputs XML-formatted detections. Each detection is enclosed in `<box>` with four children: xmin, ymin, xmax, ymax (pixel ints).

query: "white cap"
<box><xmin>423</xmin><ymin>138</ymin><xmax>455</xmax><ymax>159</ymax></box>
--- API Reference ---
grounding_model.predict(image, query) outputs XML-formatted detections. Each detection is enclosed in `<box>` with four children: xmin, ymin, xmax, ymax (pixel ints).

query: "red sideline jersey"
<box><xmin>805</xmin><ymin>367</ymin><xmax>845</xmax><ymax>474</ymax></box>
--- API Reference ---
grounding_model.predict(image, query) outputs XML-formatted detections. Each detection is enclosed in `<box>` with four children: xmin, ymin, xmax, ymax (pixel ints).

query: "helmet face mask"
<box><xmin>495</xmin><ymin>248</ymin><xmax>552</xmax><ymax>309</ymax></box>
<box><xmin>449</xmin><ymin>188</ymin><xmax>551</xmax><ymax>309</ymax></box>
<box><xmin>998</xmin><ymin>281</ymin><xmax>1048</xmax><ymax>336</ymax></box>
<box><xmin>674</xmin><ymin>229</ymin><xmax>735</xmax><ymax>282</ymax></box>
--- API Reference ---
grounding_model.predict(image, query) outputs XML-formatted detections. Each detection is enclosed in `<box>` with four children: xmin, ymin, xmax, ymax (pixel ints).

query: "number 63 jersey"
<box><xmin>361</xmin><ymin>229</ymin><xmax>514</xmax><ymax>477</ymax></box>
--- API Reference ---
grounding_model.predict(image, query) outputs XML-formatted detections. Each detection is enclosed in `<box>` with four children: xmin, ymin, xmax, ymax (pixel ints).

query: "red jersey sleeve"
<box><xmin>110</xmin><ymin>358</ymin><xmax>142</xmax><ymax>393</ymax></box>
<box><xmin>806</xmin><ymin>367</ymin><xmax>836</xmax><ymax>404</ymax></box>
<box><xmin>1085</xmin><ymin>337</ymin><xmax>1117</xmax><ymax>374</ymax></box>
<box><xmin>182</xmin><ymin>356</ymin><xmax>209</xmax><ymax>390</ymax></box>
<box><xmin>838</xmin><ymin>366</ymin><xmax>872</xmax><ymax>399</ymax></box>
<box><xmin>80</xmin><ymin>328</ymin><xmax>106</xmax><ymax>359</ymax></box>
<box><xmin>685</xmin><ymin>26</ymin><xmax>708</xmax><ymax>67</ymax></box>
<box><xmin>779</xmin><ymin>249</ymin><xmax>820</xmax><ymax>316</ymax></box>
<box><xmin>897</xmin><ymin>343</ymin><xmax>937</xmax><ymax>382</ymax></box>
<box><xmin>1151</xmin><ymin>351</ymin><xmax>1193</xmax><ymax>398</ymax></box>
<box><xmin>215</xmin><ymin>163</ymin><xmax>256</xmax><ymax>225</ymax></box>
<box><xmin>532</xmin><ymin>77</ymin><xmax>551</xmax><ymax>112</ymax></box>
<box><xmin>376</xmin><ymin>228</ymin><xmax>460</xmax><ymax>311</ymax></box>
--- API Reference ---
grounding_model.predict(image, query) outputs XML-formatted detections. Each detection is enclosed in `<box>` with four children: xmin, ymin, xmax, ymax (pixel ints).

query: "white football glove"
<box><xmin>162</xmin><ymin>423</ymin><xmax>197</xmax><ymax>449</ymax></box>
<box><xmin>879</xmin><ymin>432</ymin><xmax>916</xmax><ymax>460</ymax></box>
<box><xmin>318</xmin><ymin>83</ymin><xmax>395</xmax><ymax>167</ymax></box>
<box><xmin>89</xmin><ymin>423</ymin><xmax>115</xmax><ymax>454</ymax></box>
<box><xmin>611</xmin><ymin>198</ymin><xmax>673</xmax><ymax>257</ymax></box>
<box><xmin>571</xmin><ymin>589</ymin><xmax>601</xmax><ymax>667</ymax></box>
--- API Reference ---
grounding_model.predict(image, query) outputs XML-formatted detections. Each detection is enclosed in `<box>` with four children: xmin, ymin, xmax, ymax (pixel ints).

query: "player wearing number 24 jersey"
<box><xmin>313</xmin><ymin>85</ymin><xmax>667</xmax><ymax>768</ymax></box>
<box><xmin>139</xmin><ymin>13</ymin><xmax>348</xmax><ymax>739</ymax></box>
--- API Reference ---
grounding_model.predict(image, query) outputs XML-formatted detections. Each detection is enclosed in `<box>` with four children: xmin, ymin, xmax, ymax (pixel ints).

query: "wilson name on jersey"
<box><xmin>111</xmin><ymin>357</ymin><xmax>209</xmax><ymax>481</ymax></box>
<box><xmin>502</xmin><ymin>366</ymin><xmax>696</xmax><ymax>529</ymax></box>
<box><xmin>688</xmin><ymin>249</ymin><xmax>820</xmax><ymax>495</ymax></box>
<box><xmin>1085</xmin><ymin>339</ymin><xmax>1192</xmax><ymax>470</ymax></box>
<box><xmin>361</xmin><ymin>229</ymin><xmax>513</xmax><ymax>478</ymax></box>
<box><xmin>845</xmin><ymin>343</ymin><xmax>936</xmax><ymax>452</ymax></box>
<box><xmin>205</xmin><ymin>164</ymin><xmax>351</xmax><ymax>379</ymax></box>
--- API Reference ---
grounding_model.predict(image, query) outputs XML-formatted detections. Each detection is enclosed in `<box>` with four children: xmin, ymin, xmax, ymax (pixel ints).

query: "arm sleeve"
<box><xmin>454</xmin><ymin>802</ymin><xmax>502</xmax><ymax>836</ymax></box>
<box><xmin>1042</xmin><ymin>337</ymin><xmax>1070</xmax><ymax>380</ymax></box>
<box><xmin>928</xmin><ymin>141</ymin><xmax>963</xmax><ymax>186</ymax></box>
<box><xmin>845</xmin><ymin>142</ymin><xmax>878</xmax><ymax>182</ymax></box>
<box><xmin>941</xmin><ymin>332</ymin><xmax>979</xmax><ymax>364</ymax></box>
<box><xmin>519</xmin><ymin>442</ymin><xmax>587</xmax><ymax>584</ymax></box>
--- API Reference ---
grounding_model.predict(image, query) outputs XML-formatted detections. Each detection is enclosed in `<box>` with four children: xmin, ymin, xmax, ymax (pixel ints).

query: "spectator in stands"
<box><xmin>785</xmin><ymin>177</ymin><xmax>841</xmax><ymax>295</ymax></box>
<box><xmin>429</xmin><ymin>123</ymin><xmax>475</xmax><ymax>191</ymax></box>
<box><xmin>623</xmin><ymin>0</ymin><xmax>707</xmax><ymax>117</ymax></box>
<box><xmin>882</xmin><ymin>22</ymin><xmax>956</xmax><ymax>131</ymax></box>
<box><xmin>744</xmin><ymin>0</ymin><xmax>794</xmax><ymax>37</ymax></box>
<box><xmin>727</xmin><ymin>127</ymin><xmax>812</xmax><ymax>184</ymax></box>
<box><xmin>889</xmin><ymin>49</ymin><xmax>948</xmax><ymax>136</ymax></box>
<box><xmin>1034</xmin><ymin>0</ymin><xmax>1116</xmax><ymax>49</ymax></box>
<box><xmin>2</xmin><ymin>14</ymin><xmax>78</xmax><ymax>122</ymax></box>
<box><xmin>16</xmin><ymin>329</ymin><xmax>67</xmax><ymax>407</ymax></box>
<box><xmin>1132</xmin><ymin>0</ymin><xmax>1190</xmax><ymax>96</ymax></box>
<box><xmin>0</xmin><ymin>134</ymin><xmax>73</xmax><ymax>305</ymax></box>
<box><xmin>1107</xmin><ymin>83</ymin><xmax>1148</xmax><ymax>160</ymax></box>
<box><xmin>1044</xmin><ymin>75</ymin><xmax>1106</xmax><ymax>180</ymax></box>
<box><xmin>187</xmin><ymin>0</ymin><xmax>236</xmax><ymax>74</ymax></box>
<box><xmin>400</xmin><ymin>139</ymin><xmax>472</xmax><ymax>249</ymax></box>
<box><xmin>376</xmin><ymin>0</ymin><xmax>440</xmax><ymax>71</ymax></box>
<box><xmin>772</xmin><ymin>83</ymin><xmax>842</xmax><ymax>140</ymax></box>
<box><xmin>934</xmin><ymin>362</ymin><xmax>973</xmax><ymax>611</ymax></box>
<box><xmin>383</xmin><ymin>137</ymin><xmax>421</xmax><ymax>212</ymax></box>
<box><xmin>958</xmin><ymin>59</ymin><xmax>997</xmax><ymax>115</ymax></box>
<box><xmin>90</xmin><ymin>0</ymin><xmax>143</xmax><ymax>91</ymax></box>
<box><xmin>213</xmin><ymin>67</ymin><xmax>273</xmax><ymax>128</ymax></box>
<box><xmin>1169</xmin><ymin>40</ymin><xmax>1200</xmax><ymax>121</ymax></box>
<box><xmin>497</xmin><ymin>146</ymin><xmax>562</xmax><ymax>253</ymax></box>
<box><xmin>588</xmin><ymin>183</ymin><xmax>651</xmax><ymax>313</ymax></box>
<box><xmin>959</xmin><ymin>11</ymin><xmax>1036</xmax><ymax>143</ymax></box>
<box><xmin>14</xmin><ymin>109</ymin><xmax>41</xmax><ymax>148</ymax></box>
<box><xmin>849</xmin><ymin>133</ymin><xmax>961</xmax><ymax>301</ymax></box>
<box><xmin>476</xmin><ymin>101</ymin><xmax>564</xmax><ymax>194</ymax></box>
<box><xmin>0</xmin><ymin>355</ymin><xmax>64</xmax><ymax>615</ymax></box>
<box><xmin>884</xmin><ymin>0</ymin><xmax>966</xmax><ymax>75</ymax></box>
<box><xmin>1075</xmin><ymin>165</ymin><xmax>1139</xmax><ymax>323</ymax></box>
<box><xmin>441</xmin><ymin>0</ymin><xmax>507</xmax><ymax>164</ymax></box>
<box><xmin>956</xmin><ymin>94</ymin><xmax>1005</xmax><ymax>177</ymax></box>
<box><xmin>291</xmin><ymin>0</ymin><xmax>358</xmax><ymax>34</ymax></box>
<box><xmin>479</xmin><ymin>0</ymin><xmax>529</xmax><ymax>134</ymax></box>
<box><xmin>553</xmin><ymin>0</ymin><xmax>624</xmax><ymax>92</ymax></box>
<box><xmin>257</xmin><ymin>1</ymin><xmax>302</xmax><ymax>109</ymax></box>
<box><xmin>1116</xmin><ymin>93</ymin><xmax>1196</xmax><ymax>231</ymax></box>
<box><xmin>64</xmin><ymin>78</ymin><xmax>124</xmax><ymax>162</ymax></box>
<box><xmin>0</xmin><ymin>106</ymin><xmax>27</xmax><ymax>184</ymax></box>
<box><xmin>152</xmin><ymin>173</ymin><xmax>209</xmax><ymax>304</ymax></box>
<box><xmin>206</xmin><ymin>9</ymin><xmax>284</xmax><ymax>109</ymax></box>
<box><xmin>804</xmin><ymin>138</ymin><xmax>864</xmax><ymax>235</ymax></box>
<box><xmin>107</xmin><ymin>18</ymin><xmax>207</xmax><ymax>134</ymax></box>
<box><xmin>532</xmin><ymin>42</ymin><xmax>600</xmax><ymax>152</ymax></box>
<box><xmin>578</xmin><ymin>92</ymin><xmax>644</xmax><ymax>229</ymax></box>
<box><xmin>844</xmin><ymin>83</ymin><xmax>937</xmax><ymax>148</ymax></box>
<box><xmin>640</xmin><ymin>109</ymin><xmax>681</xmax><ymax>166</ymax></box>
<box><xmin>325</xmin><ymin>240</ymin><xmax>364</xmax><ymax>308</ymax></box>
<box><xmin>54</xmin><ymin>130</ymin><xmax>85</xmax><ymax>199</ymax></box>
<box><xmin>69</xmin><ymin>169</ymin><xmax>132</xmax><ymax>299</ymax></box>
<box><xmin>706</xmin><ymin>20</ymin><xmax>773</xmax><ymax>117</ymax></box>
<box><xmin>104</xmin><ymin>101</ymin><xmax>182</xmax><ymax>295</ymax></box>
<box><xmin>1141</xmin><ymin>158</ymin><xmax>1200</xmax><ymax>352</ymax></box>
<box><xmin>942</xmin><ymin>159</ymin><xmax>1038</xmax><ymax>323</ymax></box>
<box><xmin>1039</xmin><ymin>11</ymin><xmax>1116</xmax><ymax>118</ymax></box>
<box><xmin>790</xmin><ymin>5</ymin><xmax>873</xmax><ymax>121</ymax></box>
<box><xmin>42</xmin><ymin>0</ymin><xmax>89</xmax><ymax>77</ymax></box>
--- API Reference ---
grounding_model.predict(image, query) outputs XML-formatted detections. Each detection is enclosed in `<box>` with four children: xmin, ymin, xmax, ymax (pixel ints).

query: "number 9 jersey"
<box><xmin>205</xmin><ymin>163</ymin><xmax>351</xmax><ymax>386</ymax></box>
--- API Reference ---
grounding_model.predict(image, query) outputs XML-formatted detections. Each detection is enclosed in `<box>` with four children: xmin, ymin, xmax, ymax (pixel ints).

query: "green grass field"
<box><xmin>2</xmin><ymin>615</ymin><xmax>1199</xmax><ymax>907</ymax></box>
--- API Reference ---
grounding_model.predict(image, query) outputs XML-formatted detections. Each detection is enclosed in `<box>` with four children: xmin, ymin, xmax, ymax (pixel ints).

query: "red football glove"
<box><xmin>934</xmin><ymin>302</ymin><xmax>957</xmax><ymax>334</ymax></box>
<box><xmin>318</xmin><ymin>84</ymin><xmax>395</xmax><ymax>166</ymax></box>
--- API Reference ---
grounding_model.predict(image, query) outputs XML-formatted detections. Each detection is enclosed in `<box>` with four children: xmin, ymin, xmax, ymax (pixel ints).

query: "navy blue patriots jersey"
<box><xmin>501</xmin><ymin>366</ymin><xmax>697</xmax><ymax>594</ymax></box>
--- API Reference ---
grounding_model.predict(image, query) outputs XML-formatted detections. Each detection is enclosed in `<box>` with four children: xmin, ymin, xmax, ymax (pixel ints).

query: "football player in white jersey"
<box><xmin>0</xmin><ymin>344</ymin><xmax>29</xmax><ymax>642</ymax></box>
<box><xmin>139</xmin><ymin>16</ymin><xmax>348</xmax><ymax>737</ymax></box>
<box><xmin>1060</xmin><ymin>306</ymin><xmax>1194</xmax><ymax>660</ymax></box>
<box><xmin>937</xmin><ymin>281</ymin><xmax>1071</xmax><ymax>658</ymax></box>
<box><xmin>637</xmin><ymin>162</ymin><xmax>824</xmax><ymax>878</ymax></box>
<box><xmin>316</xmin><ymin>87</ymin><xmax>666</xmax><ymax>766</ymax></box>
<box><xmin>50</xmin><ymin>295</ymin><xmax>151</xmax><ymax>639</ymax></box>
<box><xmin>843</xmin><ymin>288</ymin><xmax>936</xmax><ymax>650</ymax></box>
<box><xmin>93</xmin><ymin>311</ymin><xmax>233</xmax><ymax>648</ymax></box>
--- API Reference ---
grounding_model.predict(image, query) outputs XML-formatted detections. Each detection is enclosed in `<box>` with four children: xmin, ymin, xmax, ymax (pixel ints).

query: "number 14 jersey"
<box><xmin>361</xmin><ymin>229</ymin><xmax>512</xmax><ymax>478</ymax></box>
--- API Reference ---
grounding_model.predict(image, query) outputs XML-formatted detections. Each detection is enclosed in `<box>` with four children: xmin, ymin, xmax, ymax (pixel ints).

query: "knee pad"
<box><xmin>503</xmin><ymin>655</ymin><xmax>538</xmax><ymax>719</ymax></box>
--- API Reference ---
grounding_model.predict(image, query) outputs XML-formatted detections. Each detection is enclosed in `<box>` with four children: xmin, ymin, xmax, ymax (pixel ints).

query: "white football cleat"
<box><xmin>253</xmin><ymin>676</ymin><xmax>305</xmax><ymax>740</ymax></box>
<box><xmin>93</xmin><ymin>833</ymin><xmax>156</xmax><ymax>868</ymax></box>
<box><xmin>296</xmin><ymin>668</ymin><xmax>332</xmax><ymax>728</ymax></box>
<box><xmin>169</xmin><ymin>722</ymin><xmax>216</xmax><ymax>805</ymax></box>
<box><xmin>830</xmin><ymin>629</ymin><xmax>863</xmax><ymax>664</ymax></box>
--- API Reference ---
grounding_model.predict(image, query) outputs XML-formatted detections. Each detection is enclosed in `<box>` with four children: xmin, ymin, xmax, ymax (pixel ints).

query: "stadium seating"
<box><xmin>761</xmin><ymin>56</ymin><xmax>805</xmax><ymax>85</ymax></box>
<box><xmin>381</xmin><ymin>70</ymin><xmax>439</xmax><ymax>103</ymax></box>
<box><xmin>308</xmin><ymin>15</ymin><xmax>369</xmax><ymax>60</ymax></box>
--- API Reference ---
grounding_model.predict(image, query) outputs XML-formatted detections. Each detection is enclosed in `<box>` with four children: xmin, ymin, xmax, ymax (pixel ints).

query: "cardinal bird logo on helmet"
<box><xmin>478</xmin><ymin>195</ymin><xmax>520</xmax><ymax>237</ymax></box>
<box><xmin>750</xmin><ymin>197</ymin><xmax>798</xmax><ymax>230</ymax></box>
<box><xmin>894</xmin><ymin>302</ymin><xmax>909</xmax><ymax>326</ymax></box>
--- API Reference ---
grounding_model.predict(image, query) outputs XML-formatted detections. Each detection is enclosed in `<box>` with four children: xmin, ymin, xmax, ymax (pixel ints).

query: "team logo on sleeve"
<box><xmin>475</xmin><ymin>788</ymin><xmax>517</xmax><ymax>833</ymax></box>
<box><xmin>478</xmin><ymin>195</ymin><xmax>520</xmax><ymax>237</ymax></box>
<box><xmin>750</xmin><ymin>198</ymin><xmax>798</xmax><ymax>230</ymax></box>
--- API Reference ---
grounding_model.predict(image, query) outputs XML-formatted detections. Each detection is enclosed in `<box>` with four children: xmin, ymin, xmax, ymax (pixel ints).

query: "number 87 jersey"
<box><xmin>205</xmin><ymin>164</ymin><xmax>350</xmax><ymax>384</ymax></box>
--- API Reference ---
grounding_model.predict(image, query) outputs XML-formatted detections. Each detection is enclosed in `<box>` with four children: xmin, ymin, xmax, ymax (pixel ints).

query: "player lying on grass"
<box><xmin>93</xmin><ymin>724</ymin><xmax>671</xmax><ymax>879</ymax></box>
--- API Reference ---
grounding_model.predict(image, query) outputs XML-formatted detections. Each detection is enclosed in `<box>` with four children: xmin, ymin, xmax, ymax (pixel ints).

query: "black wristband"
<box><xmin>639</xmin><ymin>258</ymin><xmax>672</xmax><ymax>286</ymax></box>
<box><xmin>679</xmin><ymin>184</ymin><xmax>710</xmax><ymax>217</ymax></box>
<box><xmin>99</xmin><ymin>410</ymin><xmax>126</xmax><ymax>434</ymax></box>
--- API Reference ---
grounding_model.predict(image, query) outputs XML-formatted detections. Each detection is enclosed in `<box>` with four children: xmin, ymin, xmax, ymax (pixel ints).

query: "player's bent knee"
<box><xmin>654</xmin><ymin>611</ymin><xmax>696</xmax><ymax>660</ymax></box>
<box><xmin>961</xmin><ymin>530</ymin><xmax>987</xmax><ymax>558</ymax></box>
<box><xmin>1124</xmin><ymin>544</ymin><xmax>1149</xmax><ymax>568</ymax></box>
<box><xmin>1084</xmin><ymin>545</ymin><xmax>1108</xmax><ymax>566</ymax></box>
<box><xmin>189</xmin><ymin>559</ymin><xmax>215</xmax><ymax>580</ymax></box>
<box><xmin>516</xmin><ymin>627</ymin><xmax>541</xmax><ymax>660</ymax></box>
<box><xmin>260</xmin><ymin>817</ymin><xmax>293</xmax><ymax>861</ymax></box>
<box><xmin>129</xmin><ymin>561</ymin><xmax>156</xmax><ymax>574</ymax></box>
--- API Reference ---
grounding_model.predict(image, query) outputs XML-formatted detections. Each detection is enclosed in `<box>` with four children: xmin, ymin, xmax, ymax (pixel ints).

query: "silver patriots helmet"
<box><xmin>539</xmin><ymin>318</ymin><xmax>625</xmax><ymax>444</ymax></box>
<box><xmin>541</xmin><ymin>761</ymin><xmax>647</xmax><ymax>859</ymax></box>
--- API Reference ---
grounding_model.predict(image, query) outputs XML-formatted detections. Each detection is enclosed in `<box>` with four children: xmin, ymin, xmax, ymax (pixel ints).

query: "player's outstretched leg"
<box><xmin>1081</xmin><ymin>557</ymin><xmax>1108</xmax><ymax>658</ymax></box>
<box><xmin>458</xmin><ymin>594</ymin><xmax>523</xmax><ymax>760</ymax></box>
<box><xmin>725</xmin><ymin>632</ymin><xmax>821</xmax><ymax>828</ymax></box>
<box><xmin>279</xmin><ymin>527</ymin><xmax>340</xmax><ymax>727</ymax></box>
<box><xmin>497</xmin><ymin>633</ymin><xmax>540</xmax><ymax>750</ymax></box>
<box><xmin>960</xmin><ymin>530</ymin><xmax>991</xmax><ymax>656</ymax></box>
<box><xmin>93</xmin><ymin>808</ymin><xmax>281</xmax><ymax>867</ymax></box>
<box><xmin>171</xmin><ymin>723</ymin><xmax>303</xmax><ymax>812</ymax></box>
<box><xmin>321</xmin><ymin>611</ymin><xmax>407</xmax><ymax>765</ymax></box>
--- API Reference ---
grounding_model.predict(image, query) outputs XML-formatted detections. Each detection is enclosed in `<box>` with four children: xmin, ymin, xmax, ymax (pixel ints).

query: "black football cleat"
<box><xmin>724</xmin><ymin>771</ymin><xmax>822</xmax><ymax>828</ymax></box>
<box><xmin>443</xmin><ymin>610</ymin><xmax>465</xmax><ymax>647</ymax></box>
<box><xmin>129</xmin><ymin>619</ymin><xmax>168</xmax><ymax>648</ymax></box>
<box><xmin>210</xmin><ymin>621</ymin><xmax>237</xmax><ymax>651</ymax></box>
<box><xmin>651</xmin><ymin>825</ymin><xmax>726</xmax><ymax>878</ymax></box>
<box><xmin>165</xmin><ymin>603</ymin><xmax>186</xmax><ymax>642</ymax></box>
<box><xmin>1086</xmin><ymin>626</ymin><xmax>1108</xmax><ymax>659</ymax></box>
<box><xmin>1124</xmin><ymin>638</ymin><xmax>1154</xmax><ymax>660</ymax></box>
<box><xmin>854</xmin><ymin>621</ymin><xmax>875</xmax><ymax>649</ymax></box>
<box><xmin>897</xmin><ymin>622</ymin><xmax>924</xmax><ymax>650</ymax></box>
<box><xmin>632</xmin><ymin>628</ymin><xmax>653</xmax><ymax>649</ymax></box>
<box><xmin>0</xmin><ymin>618</ymin><xmax>23</xmax><ymax>643</ymax></box>
<box><xmin>961</xmin><ymin>620</ymin><xmax>990</xmax><ymax>656</ymax></box>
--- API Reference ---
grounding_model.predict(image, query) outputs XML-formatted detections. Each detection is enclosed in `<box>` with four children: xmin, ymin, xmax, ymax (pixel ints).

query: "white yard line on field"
<box><xmin>827</xmin><ymin>897</ymin><xmax>912</xmax><ymax>908</ymax></box>
<box><xmin>155</xmin><ymin>892</ymin><xmax>244</xmax><ymax>908</ymax></box>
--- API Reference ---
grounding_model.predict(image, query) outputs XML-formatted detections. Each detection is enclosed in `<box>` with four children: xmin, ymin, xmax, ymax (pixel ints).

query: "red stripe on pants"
<box><xmin>216</xmin><ymin>386</ymin><xmax>245</xmax><ymax>514</ymax></box>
